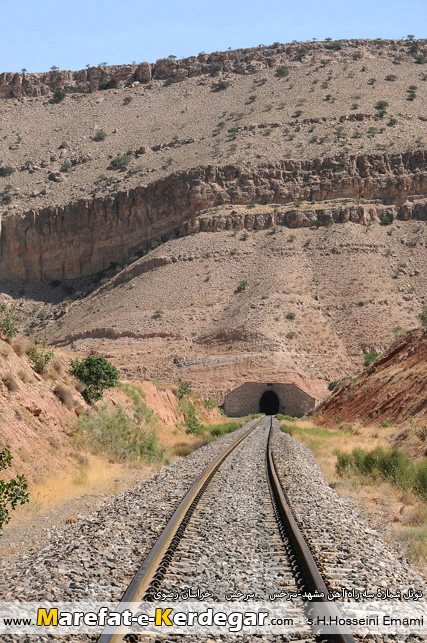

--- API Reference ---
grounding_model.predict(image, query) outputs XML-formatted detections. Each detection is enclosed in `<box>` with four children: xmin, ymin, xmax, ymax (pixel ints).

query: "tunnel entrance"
<box><xmin>259</xmin><ymin>390</ymin><xmax>279</xmax><ymax>415</ymax></box>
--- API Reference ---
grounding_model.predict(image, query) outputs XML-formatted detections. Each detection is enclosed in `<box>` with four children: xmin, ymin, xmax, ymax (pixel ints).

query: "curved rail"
<box><xmin>98</xmin><ymin>417</ymin><xmax>262</xmax><ymax>643</ymax></box>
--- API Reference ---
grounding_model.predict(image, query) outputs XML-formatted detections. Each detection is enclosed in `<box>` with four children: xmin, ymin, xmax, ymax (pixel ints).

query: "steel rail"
<box><xmin>98</xmin><ymin>415</ymin><xmax>357</xmax><ymax>643</ymax></box>
<box><xmin>97</xmin><ymin>417</ymin><xmax>262</xmax><ymax>643</ymax></box>
<box><xmin>267</xmin><ymin>416</ymin><xmax>356</xmax><ymax>643</ymax></box>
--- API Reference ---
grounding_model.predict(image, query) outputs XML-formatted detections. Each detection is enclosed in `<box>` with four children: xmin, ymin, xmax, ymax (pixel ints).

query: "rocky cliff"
<box><xmin>1</xmin><ymin>39</ymin><xmax>426</xmax><ymax>99</ymax></box>
<box><xmin>0</xmin><ymin>151</ymin><xmax>426</xmax><ymax>282</ymax></box>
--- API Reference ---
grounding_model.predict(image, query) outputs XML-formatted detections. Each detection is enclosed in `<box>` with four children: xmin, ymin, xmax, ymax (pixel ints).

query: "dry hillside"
<box><xmin>317</xmin><ymin>328</ymin><xmax>427</xmax><ymax>428</ymax></box>
<box><xmin>0</xmin><ymin>38</ymin><xmax>426</xmax><ymax>403</ymax></box>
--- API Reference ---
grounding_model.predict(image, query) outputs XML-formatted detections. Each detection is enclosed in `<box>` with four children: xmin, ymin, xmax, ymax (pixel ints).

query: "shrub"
<box><xmin>99</xmin><ymin>79</ymin><xmax>117</xmax><ymax>90</ymax></box>
<box><xmin>328</xmin><ymin>380</ymin><xmax>339</xmax><ymax>391</ymax></box>
<box><xmin>280</xmin><ymin>424</ymin><xmax>294</xmax><ymax>436</ymax></box>
<box><xmin>418</xmin><ymin>307</ymin><xmax>427</xmax><ymax>329</ymax></box>
<box><xmin>1</xmin><ymin>372</ymin><xmax>19</xmax><ymax>392</ymax></box>
<box><xmin>203</xmin><ymin>398</ymin><xmax>217</xmax><ymax>411</ymax></box>
<box><xmin>286</xmin><ymin>312</ymin><xmax>296</xmax><ymax>320</ymax></box>
<box><xmin>28</xmin><ymin>337</ymin><xmax>54</xmax><ymax>374</ymax></box>
<box><xmin>109</xmin><ymin>155</ymin><xmax>132</xmax><ymax>170</ymax></box>
<box><xmin>385</xmin><ymin>74</ymin><xmax>397</xmax><ymax>81</ymax></box>
<box><xmin>60</xmin><ymin>161</ymin><xmax>72</xmax><ymax>173</ymax></box>
<box><xmin>123</xmin><ymin>96</ymin><xmax>133</xmax><ymax>105</ymax></box>
<box><xmin>325</xmin><ymin>40</ymin><xmax>342</xmax><ymax>50</ymax></box>
<box><xmin>364</xmin><ymin>351</ymin><xmax>380</xmax><ymax>367</ymax></box>
<box><xmin>74</xmin><ymin>403</ymin><xmax>166</xmax><ymax>463</ymax></box>
<box><xmin>336</xmin><ymin>451</ymin><xmax>353</xmax><ymax>475</ymax></box>
<box><xmin>375</xmin><ymin>100</ymin><xmax>389</xmax><ymax>117</ymax></box>
<box><xmin>276</xmin><ymin>65</ymin><xmax>290</xmax><ymax>78</ymax></box>
<box><xmin>0</xmin><ymin>447</ymin><xmax>29</xmax><ymax>533</ymax></box>
<box><xmin>213</xmin><ymin>79</ymin><xmax>230</xmax><ymax>91</ymax></box>
<box><xmin>380</xmin><ymin>211</ymin><xmax>394</xmax><ymax>226</ymax></box>
<box><xmin>235</xmin><ymin>280</ymin><xmax>248</xmax><ymax>293</ymax></box>
<box><xmin>0</xmin><ymin>166</ymin><xmax>15</xmax><ymax>177</ymax></box>
<box><xmin>11</xmin><ymin>337</ymin><xmax>30</xmax><ymax>356</ymax></box>
<box><xmin>164</xmin><ymin>77</ymin><xmax>177</xmax><ymax>86</ymax></box>
<box><xmin>177</xmin><ymin>377</ymin><xmax>192</xmax><ymax>400</ymax></box>
<box><xmin>52</xmin><ymin>88</ymin><xmax>66</xmax><ymax>103</ymax></box>
<box><xmin>208</xmin><ymin>421</ymin><xmax>240</xmax><ymax>437</ymax></box>
<box><xmin>0</xmin><ymin>304</ymin><xmax>18</xmax><ymax>338</ymax></box>
<box><xmin>336</xmin><ymin>446</ymin><xmax>420</xmax><ymax>492</ymax></box>
<box><xmin>54</xmin><ymin>384</ymin><xmax>75</xmax><ymax>409</ymax></box>
<box><xmin>94</xmin><ymin>130</ymin><xmax>107</xmax><ymax>141</ymax></box>
<box><xmin>69</xmin><ymin>355</ymin><xmax>119</xmax><ymax>403</ymax></box>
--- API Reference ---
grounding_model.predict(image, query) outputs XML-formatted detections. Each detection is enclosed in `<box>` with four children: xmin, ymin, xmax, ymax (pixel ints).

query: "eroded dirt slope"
<box><xmin>317</xmin><ymin>328</ymin><xmax>427</xmax><ymax>426</ymax></box>
<box><xmin>36</xmin><ymin>213</ymin><xmax>426</xmax><ymax>399</ymax></box>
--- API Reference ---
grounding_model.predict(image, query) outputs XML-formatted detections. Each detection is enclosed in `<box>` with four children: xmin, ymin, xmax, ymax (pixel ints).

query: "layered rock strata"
<box><xmin>0</xmin><ymin>151</ymin><xmax>426</xmax><ymax>282</ymax></box>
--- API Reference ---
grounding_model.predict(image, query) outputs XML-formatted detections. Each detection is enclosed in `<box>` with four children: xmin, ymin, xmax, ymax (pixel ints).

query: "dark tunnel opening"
<box><xmin>259</xmin><ymin>390</ymin><xmax>279</xmax><ymax>415</ymax></box>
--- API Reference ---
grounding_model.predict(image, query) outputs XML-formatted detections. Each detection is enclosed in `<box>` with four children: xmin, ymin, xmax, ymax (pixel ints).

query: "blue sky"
<box><xmin>1</xmin><ymin>0</ymin><xmax>425</xmax><ymax>73</ymax></box>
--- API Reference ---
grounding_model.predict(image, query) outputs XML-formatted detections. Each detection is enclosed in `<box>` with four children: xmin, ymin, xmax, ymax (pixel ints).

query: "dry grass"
<box><xmin>1</xmin><ymin>371</ymin><xmax>19</xmax><ymax>392</ymax></box>
<box><xmin>172</xmin><ymin>439</ymin><xmax>210</xmax><ymax>457</ymax></box>
<box><xmin>10</xmin><ymin>337</ymin><xmax>31</xmax><ymax>356</ymax></box>
<box><xmin>17</xmin><ymin>369</ymin><xmax>35</xmax><ymax>384</ymax></box>
<box><xmin>280</xmin><ymin>418</ymin><xmax>427</xmax><ymax>576</ymax></box>
<box><xmin>54</xmin><ymin>383</ymin><xmax>76</xmax><ymax>409</ymax></box>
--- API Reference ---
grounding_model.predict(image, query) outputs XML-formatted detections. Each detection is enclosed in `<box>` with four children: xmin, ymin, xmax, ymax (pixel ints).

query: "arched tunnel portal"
<box><xmin>223</xmin><ymin>382</ymin><xmax>317</xmax><ymax>418</ymax></box>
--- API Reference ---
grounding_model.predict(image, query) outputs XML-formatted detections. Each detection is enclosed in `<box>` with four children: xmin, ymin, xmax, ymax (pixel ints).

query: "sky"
<box><xmin>0</xmin><ymin>0</ymin><xmax>425</xmax><ymax>73</ymax></box>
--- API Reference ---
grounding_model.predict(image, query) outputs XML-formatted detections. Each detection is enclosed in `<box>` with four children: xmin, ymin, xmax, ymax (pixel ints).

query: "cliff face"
<box><xmin>2</xmin><ymin>39</ymin><xmax>426</xmax><ymax>99</ymax></box>
<box><xmin>0</xmin><ymin>151</ymin><xmax>427</xmax><ymax>282</ymax></box>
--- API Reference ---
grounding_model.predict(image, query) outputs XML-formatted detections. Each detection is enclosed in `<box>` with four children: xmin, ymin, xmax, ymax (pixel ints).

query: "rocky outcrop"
<box><xmin>0</xmin><ymin>151</ymin><xmax>427</xmax><ymax>282</ymax></box>
<box><xmin>1</xmin><ymin>39</ymin><xmax>426</xmax><ymax>99</ymax></box>
<box><xmin>317</xmin><ymin>329</ymin><xmax>427</xmax><ymax>425</ymax></box>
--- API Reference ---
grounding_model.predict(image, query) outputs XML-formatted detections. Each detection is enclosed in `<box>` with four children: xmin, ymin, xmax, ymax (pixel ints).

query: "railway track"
<box><xmin>99</xmin><ymin>417</ymin><xmax>355</xmax><ymax>643</ymax></box>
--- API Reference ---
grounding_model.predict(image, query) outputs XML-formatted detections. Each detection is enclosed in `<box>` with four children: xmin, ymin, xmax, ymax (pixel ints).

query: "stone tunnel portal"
<box><xmin>259</xmin><ymin>390</ymin><xmax>280</xmax><ymax>415</ymax></box>
<box><xmin>223</xmin><ymin>382</ymin><xmax>317</xmax><ymax>418</ymax></box>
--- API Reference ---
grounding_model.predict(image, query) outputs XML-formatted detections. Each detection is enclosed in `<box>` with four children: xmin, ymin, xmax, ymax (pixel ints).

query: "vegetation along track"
<box><xmin>99</xmin><ymin>417</ymin><xmax>355</xmax><ymax>643</ymax></box>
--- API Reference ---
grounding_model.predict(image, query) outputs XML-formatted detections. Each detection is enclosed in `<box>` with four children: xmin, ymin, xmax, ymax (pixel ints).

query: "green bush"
<box><xmin>280</xmin><ymin>424</ymin><xmax>295</xmax><ymax>436</ymax></box>
<box><xmin>94</xmin><ymin>130</ymin><xmax>107</xmax><ymax>141</ymax></box>
<box><xmin>336</xmin><ymin>446</ymin><xmax>422</xmax><ymax>494</ymax></box>
<box><xmin>276</xmin><ymin>414</ymin><xmax>295</xmax><ymax>421</ymax></box>
<box><xmin>177</xmin><ymin>377</ymin><xmax>192</xmax><ymax>400</ymax></box>
<box><xmin>364</xmin><ymin>351</ymin><xmax>380</xmax><ymax>367</ymax></box>
<box><xmin>380</xmin><ymin>211</ymin><xmax>394</xmax><ymax>226</ymax></box>
<box><xmin>0</xmin><ymin>447</ymin><xmax>29</xmax><ymax>533</ymax></box>
<box><xmin>69</xmin><ymin>355</ymin><xmax>119</xmax><ymax>403</ymax></box>
<box><xmin>213</xmin><ymin>79</ymin><xmax>230</xmax><ymax>91</ymax></box>
<box><xmin>74</xmin><ymin>403</ymin><xmax>167</xmax><ymax>463</ymax></box>
<box><xmin>109</xmin><ymin>155</ymin><xmax>132</xmax><ymax>170</ymax></box>
<box><xmin>60</xmin><ymin>161</ymin><xmax>72</xmax><ymax>173</ymax></box>
<box><xmin>325</xmin><ymin>41</ymin><xmax>343</xmax><ymax>50</ymax></box>
<box><xmin>203</xmin><ymin>398</ymin><xmax>217</xmax><ymax>410</ymax></box>
<box><xmin>52</xmin><ymin>88</ymin><xmax>66</xmax><ymax>103</ymax></box>
<box><xmin>235</xmin><ymin>280</ymin><xmax>248</xmax><ymax>293</ymax></box>
<box><xmin>0</xmin><ymin>166</ymin><xmax>15</xmax><ymax>177</ymax></box>
<box><xmin>335</xmin><ymin>451</ymin><xmax>353</xmax><ymax>475</ymax></box>
<box><xmin>415</xmin><ymin>460</ymin><xmax>427</xmax><ymax>499</ymax></box>
<box><xmin>276</xmin><ymin>65</ymin><xmax>290</xmax><ymax>78</ymax></box>
<box><xmin>208</xmin><ymin>422</ymin><xmax>240</xmax><ymax>437</ymax></box>
<box><xmin>0</xmin><ymin>303</ymin><xmax>19</xmax><ymax>338</ymax></box>
<box><xmin>28</xmin><ymin>337</ymin><xmax>54</xmax><ymax>374</ymax></box>
<box><xmin>328</xmin><ymin>380</ymin><xmax>339</xmax><ymax>391</ymax></box>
